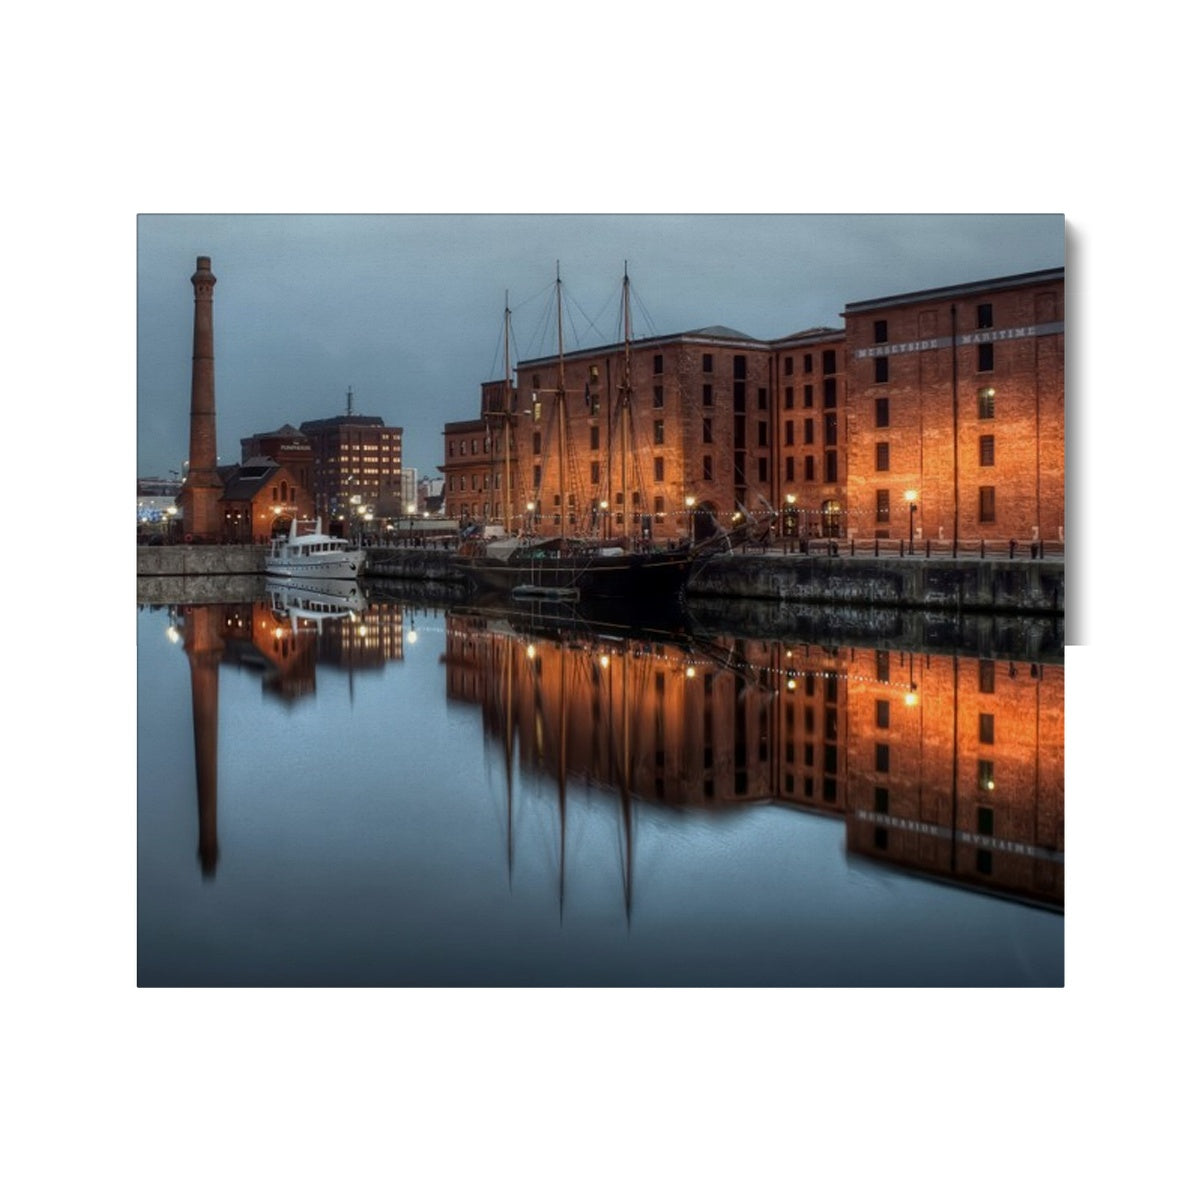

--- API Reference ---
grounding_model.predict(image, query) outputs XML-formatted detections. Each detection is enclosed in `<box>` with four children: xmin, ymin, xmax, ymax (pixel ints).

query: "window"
<box><xmin>785</xmin><ymin>420</ymin><xmax>794</xmax><ymax>446</ymax></box>
<box><xmin>977</xmin><ymin>303</ymin><xmax>993</xmax><ymax>329</ymax></box>
<box><xmin>875</xmin><ymin>787</ymin><xmax>889</xmax><ymax>814</ymax></box>
<box><xmin>824</xmin><ymin>451</ymin><xmax>838</xmax><ymax>483</ymax></box>
<box><xmin>759</xmin><ymin>388</ymin><xmax>768</xmax><ymax>410</ymax></box>
<box><xmin>702</xmin><ymin>417</ymin><xmax>713</xmax><ymax>443</ymax></box>
<box><xmin>876</xmin><ymin>489</ymin><xmax>890</xmax><ymax>522</ymax></box>
<box><xmin>803</xmin><ymin>353</ymin><xmax>813</xmax><ymax>373</ymax></box>
<box><xmin>785</xmin><ymin>457</ymin><xmax>794</xmax><ymax>481</ymax></box>
<box><xmin>653</xmin><ymin>385</ymin><xmax>664</xmax><ymax>408</ymax></box>
<box><xmin>874</xmin><ymin>357</ymin><xmax>889</xmax><ymax>384</ymax></box>
<box><xmin>824</xmin><ymin>412</ymin><xmax>838</xmax><ymax>445</ymax></box>
<box><xmin>784</xmin><ymin>355</ymin><xmax>794</xmax><ymax>375</ymax></box>
<box><xmin>978</xmin><ymin>759</ymin><xmax>995</xmax><ymax>792</ymax></box>
<box><xmin>703</xmin><ymin>455</ymin><xmax>713</xmax><ymax>481</ymax></box>
<box><xmin>823</xmin><ymin>349</ymin><xmax>837</xmax><ymax>374</ymax></box>
<box><xmin>873</xmin><ymin>320</ymin><xmax>888</xmax><ymax>343</ymax></box>
<box><xmin>653</xmin><ymin>353</ymin><xmax>663</xmax><ymax>374</ymax></box>
<box><xmin>758</xmin><ymin>421</ymin><xmax>768</xmax><ymax>446</ymax></box>
<box><xmin>979</xmin><ymin>434</ymin><xmax>995</xmax><ymax>466</ymax></box>
<box><xmin>733</xmin><ymin>355</ymin><xmax>747</xmax><ymax>380</ymax></box>
<box><xmin>979</xmin><ymin>660</ymin><xmax>995</xmax><ymax>693</ymax></box>
<box><xmin>654</xmin><ymin>495</ymin><xmax>665</xmax><ymax>520</ymax></box>
<box><xmin>654</xmin><ymin>456</ymin><xmax>664</xmax><ymax>482</ymax></box>
<box><xmin>653</xmin><ymin>419</ymin><xmax>664</xmax><ymax>445</ymax></box>
<box><xmin>785</xmin><ymin>386</ymin><xmax>794</xmax><ymax>409</ymax></box>
<box><xmin>979</xmin><ymin>713</ymin><xmax>995</xmax><ymax>744</ymax></box>
<box><xmin>703</xmin><ymin>383</ymin><xmax>713</xmax><ymax>406</ymax></box>
<box><xmin>702</xmin><ymin>353</ymin><xmax>713</xmax><ymax>372</ymax></box>
<box><xmin>824</xmin><ymin>378</ymin><xmax>838</xmax><ymax>407</ymax></box>
<box><xmin>875</xmin><ymin>396</ymin><xmax>889</xmax><ymax>428</ymax></box>
<box><xmin>876</xmin><ymin>442</ymin><xmax>890</xmax><ymax>471</ymax></box>
<box><xmin>979</xmin><ymin>486</ymin><xmax>996</xmax><ymax>523</ymax></box>
<box><xmin>532</xmin><ymin>432</ymin><xmax>542</xmax><ymax>455</ymax></box>
<box><xmin>978</xmin><ymin>343</ymin><xmax>994</xmax><ymax>372</ymax></box>
<box><xmin>875</xmin><ymin>650</ymin><xmax>890</xmax><ymax>682</ymax></box>
<box><xmin>591</xmin><ymin>462</ymin><xmax>600</xmax><ymax>484</ymax></box>
<box><xmin>757</xmin><ymin>457</ymin><xmax>768</xmax><ymax>482</ymax></box>
<box><xmin>875</xmin><ymin>743</ymin><xmax>890</xmax><ymax>772</ymax></box>
<box><xmin>804</xmin><ymin>418</ymin><xmax>814</xmax><ymax>444</ymax></box>
<box><xmin>804</xmin><ymin>456</ymin><xmax>815</xmax><ymax>481</ymax></box>
<box><xmin>804</xmin><ymin>384</ymin><xmax>814</xmax><ymax>408</ymax></box>
<box><xmin>590</xmin><ymin>426</ymin><xmax>600</xmax><ymax>451</ymax></box>
<box><xmin>876</xmin><ymin>699</ymin><xmax>890</xmax><ymax>728</ymax></box>
<box><xmin>978</xmin><ymin>387</ymin><xmax>995</xmax><ymax>419</ymax></box>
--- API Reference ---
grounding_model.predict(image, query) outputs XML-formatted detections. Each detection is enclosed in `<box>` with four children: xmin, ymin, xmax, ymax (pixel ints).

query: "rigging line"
<box><xmin>560</xmin><ymin>283</ymin><xmax>608</xmax><ymax>348</ymax></box>
<box><xmin>628</xmin><ymin>280</ymin><xmax>661</xmax><ymax>341</ymax></box>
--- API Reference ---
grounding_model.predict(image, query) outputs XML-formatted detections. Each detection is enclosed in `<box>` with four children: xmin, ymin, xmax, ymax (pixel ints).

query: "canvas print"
<box><xmin>137</xmin><ymin>214</ymin><xmax>1065</xmax><ymax>986</ymax></box>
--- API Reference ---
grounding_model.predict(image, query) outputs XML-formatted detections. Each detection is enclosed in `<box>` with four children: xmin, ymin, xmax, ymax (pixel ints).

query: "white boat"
<box><xmin>265</xmin><ymin>518</ymin><xmax>366</xmax><ymax>580</ymax></box>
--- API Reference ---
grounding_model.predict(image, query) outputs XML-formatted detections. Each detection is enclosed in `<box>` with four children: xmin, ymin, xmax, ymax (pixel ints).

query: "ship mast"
<box><xmin>503</xmin><ymin>292</ymin><xmax>514</xmax><ymax>534</ymax></box>
<box><xmin>556</xmin><ymin>262</ymin><xmax>567</xmax><ymax>535</ymax></box>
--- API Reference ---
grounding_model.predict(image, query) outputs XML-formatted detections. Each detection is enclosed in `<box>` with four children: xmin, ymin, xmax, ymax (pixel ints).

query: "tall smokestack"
<box><xmin>181</xmin><ymin>255</ymin><xmax>223</xmax><ymax>541</ymax></box>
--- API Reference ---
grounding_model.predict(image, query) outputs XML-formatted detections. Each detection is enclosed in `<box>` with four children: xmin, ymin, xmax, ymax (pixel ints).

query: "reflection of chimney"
<box><xmin>181</xmin><ymin>256</ymin><xmax>223</xmax><ymax>541</ymax></box>
<box><xmin>183</xmin><ymin>605</ymin><xmax>225</xmax><ymax>877</ymax></box>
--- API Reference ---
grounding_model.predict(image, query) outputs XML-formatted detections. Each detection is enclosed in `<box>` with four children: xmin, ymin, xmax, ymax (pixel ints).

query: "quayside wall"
<box><xmin>137</xmin><ymin>545</ymin><xmax>1064</xmax><ymax>615</ymax></box>
<box><xmin>687</xmin><ymin>553</ymin><xmax>1064</xmax><ymax>615</ymax></box>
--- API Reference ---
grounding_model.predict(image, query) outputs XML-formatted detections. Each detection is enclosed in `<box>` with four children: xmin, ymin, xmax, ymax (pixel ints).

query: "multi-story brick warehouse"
<box><xmin>299</xmin><ymin>394</ymin><xmax>405</xmax><ymax>523</ymax></box>
<box><xmin>505</xmin><ymin>327</ymin><xmax>776</xmax><ymax>542</ymax></box>
<box><xmin>770</xmin><ymin>329</ymin><xmax>848</xmax><ymax>538</ymax></box>
<box><xmin>842</xmin><ymin>268</ymin><xmax>1064</xmax><ymax>545</ymax></box>
<box><xmin>445</xmin><ymin>266</ymin><xmax>1064</xmax><ymax>546</ymax></box>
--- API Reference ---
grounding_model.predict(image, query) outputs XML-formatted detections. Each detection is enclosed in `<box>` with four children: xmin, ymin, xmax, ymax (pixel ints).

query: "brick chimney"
<box><xmin>180</xmin><ymin>256</ymin><xmax>223</xmax><ymax>541</ymax></box>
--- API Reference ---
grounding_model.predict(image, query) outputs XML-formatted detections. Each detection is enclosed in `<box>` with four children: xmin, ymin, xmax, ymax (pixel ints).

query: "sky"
<box><xmin>136</xmin><ymin>213</ymin><xmax>1064</xmax><ymax>480</ymax></box>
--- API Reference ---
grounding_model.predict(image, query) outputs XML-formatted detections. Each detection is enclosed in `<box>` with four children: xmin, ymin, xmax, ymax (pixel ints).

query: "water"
<box><xmin>137</xmin><ymin>585</ymin><xmax>1064</xmax><ymax>986</ymax></box>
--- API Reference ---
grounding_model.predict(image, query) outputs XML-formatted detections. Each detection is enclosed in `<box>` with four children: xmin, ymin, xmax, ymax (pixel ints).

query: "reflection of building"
<box><xmin>444</xmin><ymin>613</ymin><xmax>1064</xmax><ymax>908</ymax></box>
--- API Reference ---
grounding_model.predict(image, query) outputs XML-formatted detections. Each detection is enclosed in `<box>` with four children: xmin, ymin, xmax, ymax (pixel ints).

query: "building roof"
<box><xmin>220</xmin><ymin>458</ymin><xmax>283</xmax><ymax>501</ymax></box>
<box><xmin>771</xmin><ymin>325</ymin><xmax>845</xmax><ymax>346</ymax></box>
<box><xmin>842</xmin><ymin>267</ymin><xmax>1065</xmax><ymax>315</ymax></box>
<box><xmin>517</xmin><ymin>324</ymin><xmax>767</xmax><ymax>368</ymax></box>
<box><xmin>299</xmin><ymin>414</ymin><xmax>392</xmax><ymax>432</ymax></box>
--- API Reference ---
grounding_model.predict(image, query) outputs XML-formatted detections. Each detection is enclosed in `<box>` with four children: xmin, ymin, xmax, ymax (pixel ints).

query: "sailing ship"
<box><xmin>456</xmin><ymin>266</ymin><xmax>697</xmax><ymax>606</ymax></box>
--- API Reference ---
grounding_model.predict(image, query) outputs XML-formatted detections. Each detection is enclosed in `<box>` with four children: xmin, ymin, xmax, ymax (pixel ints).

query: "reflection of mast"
<box><xmin>183</xmin><ymin>604</ymin><xmax>225</xmax><ymax>877</ymax></box>
<box><xmin>557</xmin><ymin>642</ymin><xmax>567</xmax><ymax>921</ymax></box>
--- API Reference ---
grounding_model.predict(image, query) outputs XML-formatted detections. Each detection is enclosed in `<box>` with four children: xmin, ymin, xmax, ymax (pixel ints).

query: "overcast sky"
<box><xmin>137</xmin><ymin>213</ymin><xmax>1063</xmax><ymax>480</ymax></box>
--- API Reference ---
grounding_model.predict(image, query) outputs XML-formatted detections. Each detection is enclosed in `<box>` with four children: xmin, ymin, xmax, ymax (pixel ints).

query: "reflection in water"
<box><xmin>443</xmin><ymin>603</ymin><xmax>1063</xmax><ymax>911</ymax></box>
<box><xmin>172</xmin><ymin>585</ymin><xmax>414</xmax><ymax>877</ymax></box>
<box><xmin>167</xmin><ymin>588</ymin><xmax>1063</xmax><ymax>916</ymax></box>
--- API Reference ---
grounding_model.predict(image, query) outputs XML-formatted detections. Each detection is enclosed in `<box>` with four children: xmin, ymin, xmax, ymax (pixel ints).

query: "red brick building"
<box><xmin>507</xmin><ymin>327</ymin><xmax>775</xmax><ymax>544</ymax></box>
<box><xmin>771</xmin><ymin>330</ymin><xmax>848</xmax><ymax>538</ymax></box>
<box><xmin>843</xmin><ymin>268</ymin><xmax>1065</xmax><ymax>545</ymax></box>
<box><xmin>217</xmin><ymin>457</ymin><xmax>312</xmax><ymax>543</ymax></box>
<box><xmin>240</xmin><ymin>424</ymin><xmax>314</xmax><ymax>497</ymax></box>
<box><xmin>444</xmin><ymin>266</ymin><xmax>1064</xmax><ymax>548</ymax></box>
<box><xmin>300</xmin><ymin>396</ymin><xmax>405</xmax><ymax>522</ymax></box>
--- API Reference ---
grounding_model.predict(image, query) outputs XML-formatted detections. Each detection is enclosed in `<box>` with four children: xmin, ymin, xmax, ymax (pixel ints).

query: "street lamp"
<box><xmin>600</xmin><ymin>499</ymin><xmax>610</xmax><ymax>541</ymax></box>
<box><xmin>784</xmin><ymin>493</ymin><xmax>797</xmax><ymax>550</ymax></box>
<box><xmin>904</xmin><ymin>489</ymin><xmax>918</xmax><ymax>553</ymax></box>
<box><xmin>525</xmin><ymin>500</ymin><xmax>535</xmax><ymax>536</ymax></box>
<box><xmin>684</xmin><ymin>495</ymin><xmax>695</xmax><ymax>543</ymax></box>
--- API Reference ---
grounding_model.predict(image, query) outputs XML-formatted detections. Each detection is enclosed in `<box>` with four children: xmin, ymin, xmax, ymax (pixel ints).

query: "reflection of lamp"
<box><xmin>600</xmin><ymin>499</ymin><xmax>610</xmax><ymax>540</ymax></box>
<box><xmin>904</xmin><ymin>489</ymin><xmax>918</xmax><ymax>552</ymax></box>
<box><xmin>905</xmin><ymin>652</ymin><xmax>919</xmax><ymax>706</ymax></box>
<box><xmin>685</xmin><ymin>495</ymin><xmax>695</xmax><ymax>542</ymax></box>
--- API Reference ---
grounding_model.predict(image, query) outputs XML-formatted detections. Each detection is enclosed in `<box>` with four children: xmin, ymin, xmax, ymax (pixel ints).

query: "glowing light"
<box><xmin>406</xmin><ymin>629</ymin><xmax>418</xmax><ymax>645</ymax></box>
<box><xmin>165</xmin><ymin>626</ymin><xmax>181</xmax><ymax>645</ymax></box>
<box><xmin>526</xmin><ymin>644</ymin><xmax>537</xmax><ymax>659</ymax></box>
<box><xmin>599</xmin><ymin>654</ymin><xmax>610</xmax><ymax>669</ymax></box>
<box><xmin>685</xmin><ymin>665</ymin><xmax>696</xmax><ymax>679</ymax></box>
<box><xmin>904</xmin><ymin>690</ymin><xmax>919</xmax><ymax>707</ymax></box>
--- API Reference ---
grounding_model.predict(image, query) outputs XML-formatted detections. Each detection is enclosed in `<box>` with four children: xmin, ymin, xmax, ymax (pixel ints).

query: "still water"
<box><xmin>137</xmin><ymin>583</ymin><xmax>1064</xmax><ymax>986</ymax></box>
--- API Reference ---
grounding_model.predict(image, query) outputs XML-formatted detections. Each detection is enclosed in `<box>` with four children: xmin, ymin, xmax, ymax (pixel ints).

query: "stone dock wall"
<box><xmin>137</xmin><ymin>545</ymin><xmax>1064</xmax><ymax>615</ymax></box>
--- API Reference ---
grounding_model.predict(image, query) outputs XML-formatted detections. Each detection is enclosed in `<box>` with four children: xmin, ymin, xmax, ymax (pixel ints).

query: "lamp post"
<box><xmin>525</xmin><ymin>500</ymin><xmax>535</xmax><ymax>537</ymax></box>
<box><xmin>785</xmin><ymin>493</ymin><xmax>797</xmax><ymax>551</ymax></box>
<box><xmin>684</xmin><ymin>495</ymin><xmax>695</xmax><ymax>543</ymax></box>
<box><xmin>600</xmin><ymin>499</ymin><xmax>610</xmax><ymax>541</ymax></box>
<box><xmin>904</xmin><ymin>490</ymin><xmax>918</xmax><ymax>553</ymax></box>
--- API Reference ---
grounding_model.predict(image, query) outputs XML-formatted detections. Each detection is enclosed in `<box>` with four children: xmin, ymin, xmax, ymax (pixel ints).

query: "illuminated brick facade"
<box><xmin>843</xmin><ymin>269</ymin><xmax>1065</xmax><ymax>544</ymax></box>
<box><xmin>444</xmin><ymin>267</ymin><xmax>1064</xmax><ymax>548</ymax></box>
